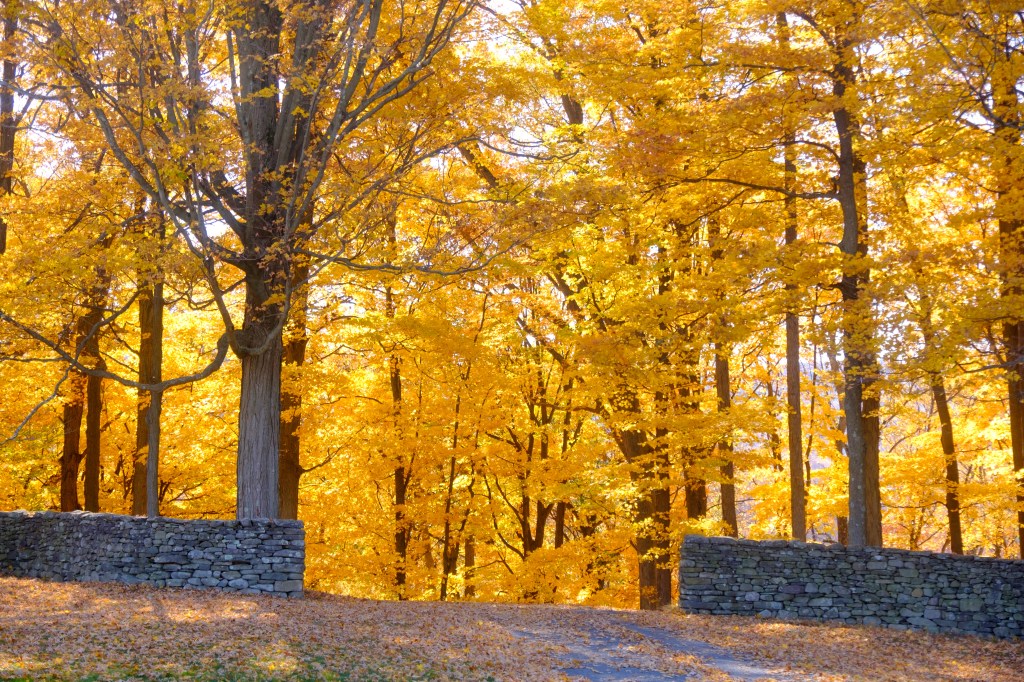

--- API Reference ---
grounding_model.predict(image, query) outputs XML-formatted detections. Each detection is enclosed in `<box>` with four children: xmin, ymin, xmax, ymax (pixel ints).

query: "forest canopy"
<box><xmin>0</xmin><ymin>0</ymin><xmax>1022</xmax><ymax>610</ymax></box>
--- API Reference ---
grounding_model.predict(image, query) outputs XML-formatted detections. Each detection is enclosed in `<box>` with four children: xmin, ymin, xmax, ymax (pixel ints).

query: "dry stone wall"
<box><xmin>0</xmin><ymin>510</ymin><xmax>304</xmax><ymax>597</ymax></box>
<box><xmin>679</xmin><ymin>535</ymin><xmax>1023</xmax><ymax>638</ymax></box>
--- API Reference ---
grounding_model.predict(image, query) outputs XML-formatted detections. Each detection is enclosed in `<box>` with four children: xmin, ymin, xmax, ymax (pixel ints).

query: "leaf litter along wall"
<box><xmin>679</xmin><ymin>535</ymin><xmax>1024</xmax><ymax>638</ymax></box>
<box><xmin>0</xmin><ymin>510</ymin><xmax>305</xmax><ymax>597</ymax></box>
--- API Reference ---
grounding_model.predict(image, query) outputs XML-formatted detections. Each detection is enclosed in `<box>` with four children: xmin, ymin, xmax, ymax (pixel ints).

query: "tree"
<box><xmin>0</xmin><ymin>0</ymin><xmax>16</xmax><ymax>255</ymax></box>
<box><xmin>31</xmin><ymin>0</ymin><xmax>474</xmax><ymax>518</ymax></box>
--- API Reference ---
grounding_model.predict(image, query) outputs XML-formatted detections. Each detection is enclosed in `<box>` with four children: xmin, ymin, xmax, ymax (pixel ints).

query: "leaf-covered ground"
<box><xmin>0</xmin><ymin>578</ymin><xmax>1020</xmax><ymax>681</ymax></box>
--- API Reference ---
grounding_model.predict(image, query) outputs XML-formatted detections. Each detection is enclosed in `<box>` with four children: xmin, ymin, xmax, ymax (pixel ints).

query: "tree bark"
<box><xmin>785</xmin><ymin>311</ymin><xmax>806</xmax><ymax>539</ymax></box>
<box><xmin>554</xmin><ymin>501</ymin><xmax>567</xmax><ymax>548</ymax></box>
<box><xmin>463</xmin><ymin>535</ymin><xmax>475</xmax><ymax>598</ymax></box>
<box><xmin>930</xmin><ymin>376</ymin><xmax>963</xmax><ymax>554</ymax></box>
<box><xmin>779</xmin><ymin>12</ymin><xmax>807</xmax><ymax>540</ymax></box>
<box><xmin>993</xmin><ymin>46</ymin><xmax>1024</xmax><ymax>558</ymax></box>
<box><xmin>913</xmin><ymin>271</ymin><xmax>964</xmax><ymax>554</ymax></box>
<box><xmin>132</xmin><ymin>277</ymin><xmax>163</xmax><ymax>516</ymax></box>
<box><xmin>439</xmin><ymin>395</ymin><xmax>462</xmax><ymax>601</ymax></box>
<box><xmin>618</xmin><ymin>425</ymin><xmax>672</xmax><ymax>610</ymax></box>
<box><xmin>832</xmin><ymin>18</ymin><xmax>882</xmax><ymax>548</ymax></box>
<box><xmin>83</xmin><ymin>359</ymin><xmax>104</xmax><ymax>512</ymax></box>
<box><xmin>0</xmin><ymin>2</ymin><xmax>16</xmax><ymax>255</ymax></box>
<box><xmin>231</xmin><ymin>0</ymin><xmax>288</xmax><ymax>520</ymax></box>
<box><xmin>387</xmin><ymin>292</ymin><xmax>409</xmax><ymax>597</ymax></box>
<box><xmin>236</xmin><ymin>332</ymin><xmax>283</xmax><ymax>519</ymax></box>
<box><xmin>61</xmin><ymin>278</ymin><xmax>107</xmax><ymax>512</ymax></box>
<box><xmin>146</xmin><ymin>387</ymin><xmax>163</xmax><ymax>518</ymax></box>
<box><xmin>715</xmin><ymin>344</ymin><xmax>737</xmax><ymax>536</ymax></box>
<box><xmin>81</xmin><ymin>264</ymin><xmax>110</xmax><ymax>512</ymax></box>
<box><xmin>59</xmin><ymin>377</ymin><xmax>85</xmax><ymax>512</ymax></box>
<box><xmin>279</xmin><ymin>263</ymin><xmax>309</xmax><ymax>520</ymax></box>
<box><xmin>681</xmin><ymin>377</ymin><xmax>707</xmax><ymax>522</ymax></box>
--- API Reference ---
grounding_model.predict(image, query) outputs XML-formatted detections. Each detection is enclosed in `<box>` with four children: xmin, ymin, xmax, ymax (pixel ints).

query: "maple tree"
<box><xmin>1</xmin><ymin>0</ymin><xmax>1023</xmax><ymax>611</ymax></box>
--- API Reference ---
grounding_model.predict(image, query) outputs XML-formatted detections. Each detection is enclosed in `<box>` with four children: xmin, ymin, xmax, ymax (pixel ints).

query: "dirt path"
<box><xmin>1</xmin><ymin>578</ymin><xmax>1021</xmax><ymax>681</ymax></box>
<box><xmin>500</xmin><ymin>608</ymin><xmax>798</xmax><ymax>680</ymax></box>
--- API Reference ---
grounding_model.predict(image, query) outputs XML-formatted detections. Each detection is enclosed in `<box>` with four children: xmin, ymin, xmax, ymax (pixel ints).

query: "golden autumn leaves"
<box><xmin>0</xmin><ymin>0</ymin><xmax>1022</xmax><ymax>610</ymax></box>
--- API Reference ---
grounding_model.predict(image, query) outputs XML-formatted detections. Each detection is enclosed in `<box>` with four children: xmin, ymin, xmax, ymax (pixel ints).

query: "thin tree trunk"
<box><xmin>145</xmin><ymin>388</ymin><xmax>162</xmax><ymax>518</ymax></box>
<box><xmin>554</xmin><ymin>501</ymin><xmax>567</xmax><ymax>548</ymax></box>
<box><xmin>83</xmin><ymin>360</ymin><xmax>104</xmax><ymax>512</ymax></box>
<box><xmin>279</xmin><ymin>263</ymin><xmax>309</xmax><ymax>520</ymax></box>
<box><xmin>787</xmin><ymin>301</ymin><xmax>807</xmax><ymax>540</ymax></box>
<box><xmin>463</xmin><ymin>535</ymin><xmax>475</xmax><ymax>598</ymax></box>
<box><xmin>837</xmin><ymin>515</ymin><xmax>849</xmax><ymax>546</ymax></box>
<box><xmin>440</xmin><ymin>301</ymin><xmax>485</xmax><ymax>599</ymax></box>
<box><xmin>439</xmin><ymin>394</ymin><xmax>462</xmax><ymax>601</ymax></box>
<box><xmin>679</xmin><ymin>365</ymin><xmax>707</xmax><ymax>523</ymax></box>
<box><xmin>386</xmin><ymin>295</ymin><xmax>409</xmax><ymax>596</ymax></box>
<box><xmin>651</xmin><ymin>462</ymin><xmax>671</xmax><ymax>606</ymax></box>
<box><xmin>706</xmin><ymin>217</ymin><xmax>737</xmax><ymax>536</ymax></box>
<box><xmin>145</xmin><ymin>275</ymin><xmax>164</xmax><ymax>518</ymax></box>
<box><xmin>1006</xmin><ymin>319</ymin><xmax>1024</xmax><ymax>557</ymax></box>
<box><xmin>60</xmin><ymin>377</ymin><xmax>85</xmax><ymax>512</ymax></box>
<box><xmin>0</xmin><ymin>2</ymin><xmax>16</xmax><ymax>255</ymax></box>
<box><xmin>394</xmin><ymin>454</ymin><xmax>409</xmax><ymax>597</ymax></box>
<box><xmin>380</xmin><ymin>210</ymin><xmax>411</xmax><ymax>595</ymax></box>
<box><xmin>715</xmin><ymin>344</ymin><xmax>737</xmax><ymax>536</ymax></box>
<box><xmin>131</xmin><ymin>290</ymin><xmax>152</xmax><ymax>515</ymax></box>
<box><xmin>619</xmin><ymin>425</ymin><xmax>672</xmax><ymax>610</ymax></box>
<box><xmin>61</xmin><ymin>280</ymin><xmax>107</xmax><ymax>512</ymax></box>
<box><xmin>832</xmin><ymin>16</ymin><xmax>881</xmax><ymax>547</ymax></box>
<box><xmin>779</xmin><ymin>12</ymin><xmax>807</xmax><ymax>540</ymax></box>
<box><xmin>685</xmin><ymin>469</ymin><xmax>708</xmax><ymax>520</ymax></box>
<box><xmin>80</xmin><ymin>265</ymin><xmax>110</xmax><ymax>513</ymax></box>
<box><xmin>826</xmin><ymin>337</ymin><xmax>850</xmax><ymax>546</ymax></box>
<box><xmin>929</xmin><ymin>376</ymin><xmax>963</xmax><ymax>554</ymax></box>
<box><xmin>132</xmin><ymin>276</ymin><xmax>163</xmax><ymax>516</ymax></box>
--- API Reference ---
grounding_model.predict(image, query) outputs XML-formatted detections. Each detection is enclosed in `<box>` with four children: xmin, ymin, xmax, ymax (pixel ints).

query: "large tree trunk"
<box><xmin>1005</xmin><ymin>315</ymin><xmax>1024</xmax><ymax>557</ymax></box>
<box><xmin>619</xmin><ymin>425</ymin><xmax>672</xmax><ymax>610</ymax></box>
<box><xmin>232</xmin><ymin>0</ymin><xmax>287</xmax><ymax>521</ymax></box>
<box><xmin>279</xmin><ymin>263</ymin><xmax>309</xmax><ymax>520</ymax></box>
<box><xmin>236</xmin><ymin>332</ymin><xmax>283</xmax><ymax>519</ymax></box>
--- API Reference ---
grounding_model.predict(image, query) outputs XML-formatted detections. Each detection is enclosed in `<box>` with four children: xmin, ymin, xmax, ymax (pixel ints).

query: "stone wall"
<box><xmin>679</xmin><ymin>535</ymin><xmax>1023</xmax><ymax>638</ymax></box>
<box><xmin>0</xmin><ymin>510</ymin><xmax>304</xmax><ymax>597</ymax></box>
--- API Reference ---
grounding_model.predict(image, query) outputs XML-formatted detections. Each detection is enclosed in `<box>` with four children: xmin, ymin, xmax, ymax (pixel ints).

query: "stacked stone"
<box><xmin>679</xmin><ymin>535</ymin><xmax>1024</xmax><ymax>639</ymax></box>
<box><xmin>0</xmin><ymin>510</ymin><xmax>304</xmax><ymax>597</ymax></box>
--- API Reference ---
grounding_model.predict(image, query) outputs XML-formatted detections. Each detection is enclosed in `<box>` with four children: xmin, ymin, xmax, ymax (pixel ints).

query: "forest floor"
<box><xmin>0</xmin><ymin>578</ymin><xmax>1021</xmax><ymax>681</ymax></box>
